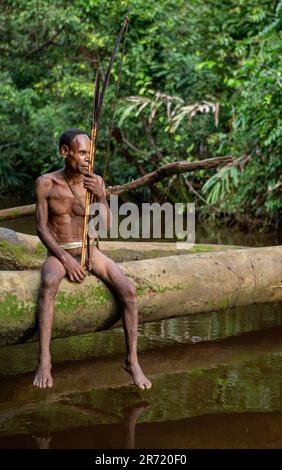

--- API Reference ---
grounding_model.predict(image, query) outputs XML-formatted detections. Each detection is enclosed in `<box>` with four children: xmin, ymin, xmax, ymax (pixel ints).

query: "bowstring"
<box><xmin>103</xmin><ymin>21</ymin><xmax>128</xmax><ymax>181</ymax></box>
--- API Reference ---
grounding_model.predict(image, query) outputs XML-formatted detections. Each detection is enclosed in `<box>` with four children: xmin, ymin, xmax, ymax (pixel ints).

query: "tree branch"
<box><xmin>106</xmin><ymin>156</ymin><xmax>235</xmax><ymax>196</ymax></box>
<box><xmin>112</xmin><ymin>128</ymin><xmax>165</xmax><ymax>202</ymax></box>
<box><xmin>183</xmin><ymin>175</ymin><xmax>221</xmax><ymax>213</ymax></box>
<box><xmin>25</xmin><ymin>27</ymin><xmax>64</xmax><ymax>59</ymax></box>
<box><xmin>0</xmin><ymin>142</ymin><xmax>19</xmax><ymax>151</ymax></box>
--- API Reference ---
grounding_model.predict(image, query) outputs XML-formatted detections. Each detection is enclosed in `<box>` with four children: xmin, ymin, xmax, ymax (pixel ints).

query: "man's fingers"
<box><xmin>84</xmin><ymin>175</ymin><xmax>98</xmax><ymax>183</ymax></box>
<box><xmin>84</xmin><ymin>181</ymin><xmax>96</xmax><ymax>188</ymax></box>
<box><xmin>74</xmin><ymin>262</ymin><xmax>86</xmax><ymax>278</ymax></box>
<box><xmin>79</xmin><ymin>269</ymin><xmax>87</xmax><ymax>280</ymax></box>
<box><xmin>65</xmin><ymin>259</ymin><xmax>86</xmax><ymax>282</ymax></box>
<box><xmin>73</xmin><ymin>268</ymin><xmax>85</xmax><ymax>282</ymax></box>
<box><xmin>75</xmin><ymin>271</ymin><xmax>84</xmax><ymax>282</ymax></box>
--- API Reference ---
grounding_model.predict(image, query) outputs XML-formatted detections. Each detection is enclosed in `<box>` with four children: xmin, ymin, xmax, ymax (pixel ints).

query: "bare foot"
<box><xmin>33</xmin><ymin>360</ymin><xmax>53</xmax><ymax>389</ymax></box>
<box><xmin>32</xmin><ymin>434</ymin><xmax>51</xmax><ymax>449</ymax></box>
<box><xmin>123</xmin><ymin>359</ymin><xmax>152</xmax><ymax>390</ymax></box>
<box><xmin>124</xmin><ymin>402</ymin><xmax>150</xmax><ymax>422</ymax></box>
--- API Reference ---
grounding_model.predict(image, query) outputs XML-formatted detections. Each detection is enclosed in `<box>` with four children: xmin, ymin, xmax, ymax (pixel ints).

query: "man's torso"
<box><xmin>45</xmin><ymin>169</ymin><xmax>86</xmax><ymax>243</ymax></box>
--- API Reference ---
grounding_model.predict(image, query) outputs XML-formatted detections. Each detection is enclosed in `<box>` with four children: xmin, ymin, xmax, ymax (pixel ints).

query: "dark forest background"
<box><xmin>0</xmin><ymin>0</ymin><xmax>281</xmax><ymax>231</ymax></box>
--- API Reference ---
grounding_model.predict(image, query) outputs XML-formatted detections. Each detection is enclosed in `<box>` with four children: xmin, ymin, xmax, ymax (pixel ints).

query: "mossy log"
<box><xmin>0</xmin><ymin>246</ymin><xmax>281</xmax><ymax>347</ymax></box>
<box><xmin>0</xmin><ymin>227</ymin><xmax>246</xmax><ymax>269</ymax></box>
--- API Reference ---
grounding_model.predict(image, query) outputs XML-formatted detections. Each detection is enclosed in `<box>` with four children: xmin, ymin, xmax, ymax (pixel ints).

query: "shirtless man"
<box><xmin>33</xmin><ymin>128</ymin><xmax>152</xmax><ymax>390</ymax></box>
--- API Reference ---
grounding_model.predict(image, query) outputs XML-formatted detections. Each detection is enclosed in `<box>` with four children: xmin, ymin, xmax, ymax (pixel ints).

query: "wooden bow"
<box><xmin>81</xmin><ymin>16</ymin><xmax>129</xmax><ymax>269</ymax></box>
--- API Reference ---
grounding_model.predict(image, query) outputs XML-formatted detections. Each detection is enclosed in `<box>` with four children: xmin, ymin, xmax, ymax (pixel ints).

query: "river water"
<box><xmin>0</xmin><ymin>205</ymin><xmax>281</xmax><ymax>448</ymax></box>
<box><xmin>0</xmin><ymin>305</ymin><xmax>282</xmax><ymax>449</ymax></box>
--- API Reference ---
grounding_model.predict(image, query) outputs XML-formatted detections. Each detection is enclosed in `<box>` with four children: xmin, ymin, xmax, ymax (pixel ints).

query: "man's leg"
<box><xmin>33</xmin><ymin>256</ymin><xmax>66</xmax><ymax>388</ymax></box>
<box><xmin>90</xmin><ymin>248</ymin><xmax>152</xmax><ymax>390</ymax></box>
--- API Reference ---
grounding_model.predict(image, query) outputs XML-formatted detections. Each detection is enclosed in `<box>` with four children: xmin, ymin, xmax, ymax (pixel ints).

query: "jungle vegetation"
<box><xmin>0</xmin><ymin>0</ymin><xmax>281</xmax><ymax>230</ymax></box>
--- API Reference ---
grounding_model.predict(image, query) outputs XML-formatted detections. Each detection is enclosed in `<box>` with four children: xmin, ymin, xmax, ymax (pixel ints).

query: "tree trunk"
<box><xmin>0</xmin><ymin>246</ymin><xmax>281</xmax><ymax>347</ymax></box>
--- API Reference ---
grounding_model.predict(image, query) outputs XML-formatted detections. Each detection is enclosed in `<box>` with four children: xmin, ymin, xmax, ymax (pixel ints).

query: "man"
<box><xmin>33</xmin><ymin>128</ymin><xmax>152</xmax><ymax>390</ymax></box>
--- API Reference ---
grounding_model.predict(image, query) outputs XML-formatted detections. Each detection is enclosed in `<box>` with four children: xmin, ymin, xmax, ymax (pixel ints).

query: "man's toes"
<box><xmin>47</xmin><ymin>377</ymin><xmax>53</xmax><ymax>388</ymax></box>
<box><xmin>144</xmin><ymin>379</ymin><xmax>152</xmax><ymax>389</ymax></box>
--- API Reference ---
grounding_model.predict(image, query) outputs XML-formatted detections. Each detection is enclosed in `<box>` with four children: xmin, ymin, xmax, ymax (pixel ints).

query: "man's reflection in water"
<box><xmin>32</xmin><ymin>402</ymin><xmax>150</xmax><ymax>449</ymax></box>
<box><xmin>32</xmin><ymin>434</ymin><xmax>51</xmax><ymax>449</ymax></box>
<box><xmin>122</xmin><ymin>402</ymin><xmax>150</xmax><ymax>449</ymax></box>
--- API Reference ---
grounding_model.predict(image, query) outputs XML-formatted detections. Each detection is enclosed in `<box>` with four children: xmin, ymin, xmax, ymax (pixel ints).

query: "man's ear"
<box><xmin>60</xmin><ymin>144</ymin><xmax>69</xmax><ymax>159</ymax></box>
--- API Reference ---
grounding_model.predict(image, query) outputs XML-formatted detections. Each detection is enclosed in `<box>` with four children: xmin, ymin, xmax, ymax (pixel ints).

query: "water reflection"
<box><xmin>0</xmin><ymin>302</ymin><xmax>281</xmax><ymax>376</ymax></box>
<box><xmin>140</xmin><ymin>302</ymin><xmax>282</xmax><ymax>345</ymax></box>
<box><xmin>0</xmin><ymin>327</ymin><xmax>281</xmax><ymax>445</ymax></box>
<box><xmin>22</xmin><ymin>403</ymin><xmax>150</xmax><ymax>450</ymax></box>
<box><xmin>0</xmin><ymin>346</ymin><xmax>281</xmax><ymax>448</ymax></box>
<box><xmin>32</xmin><ymin>434</ymin><xmax>51</xmax><ymax>449</ymax></box>
<box><xmin>0</xmin><ymin>304</ymin><xmax>281</xmax><ymax>448</ymax></box>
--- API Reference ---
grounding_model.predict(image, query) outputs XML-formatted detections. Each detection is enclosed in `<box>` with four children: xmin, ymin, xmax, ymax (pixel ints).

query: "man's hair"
<box><xmin>59</xmin><ymin>128</ymin><xmax>89</xmax><ymax>151</ymax></box>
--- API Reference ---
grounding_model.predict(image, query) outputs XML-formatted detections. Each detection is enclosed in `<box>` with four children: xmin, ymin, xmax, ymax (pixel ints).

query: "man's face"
<box><xmin>63</xmin><ymin>134</ymin><xmax>91</xmax><ymax>174</ymax></box>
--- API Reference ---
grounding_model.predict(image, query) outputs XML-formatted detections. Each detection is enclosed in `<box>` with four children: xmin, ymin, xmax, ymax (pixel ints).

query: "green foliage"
<box><xmin>0</xmin><ymin>0</ymin><xmax>281</xmax><ymax>228</ymax></box>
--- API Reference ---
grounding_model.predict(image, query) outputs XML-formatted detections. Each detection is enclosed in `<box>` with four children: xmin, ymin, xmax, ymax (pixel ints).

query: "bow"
<box><xmin>81</xmin><ymin>15</ymin><xmax>129</xmax><ymax>269</ymax></box>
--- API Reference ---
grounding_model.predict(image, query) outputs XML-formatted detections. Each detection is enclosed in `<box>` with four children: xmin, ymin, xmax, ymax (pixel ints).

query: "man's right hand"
<box><xmin>61</xmin><ymin>252</ymin><xmax>86</xmax><ymax>282</ymax></box>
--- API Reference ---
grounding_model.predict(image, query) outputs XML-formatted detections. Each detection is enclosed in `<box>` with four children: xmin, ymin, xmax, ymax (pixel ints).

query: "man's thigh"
<box><xmin>90</xmin><ymin>248</ymin><xmax>131</xmax><ymax>292</ymax></box>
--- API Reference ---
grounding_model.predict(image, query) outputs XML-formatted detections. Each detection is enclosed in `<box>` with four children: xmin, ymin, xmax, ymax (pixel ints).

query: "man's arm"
<box><xmin>36</xmin><ymin>175</ymin><xmax>67</xmax><ymax>261</ymax></box>
<box><xmin>36</xmin><ymin>176</ymin><xmax>86</xmax><ymax>282</ymax></box>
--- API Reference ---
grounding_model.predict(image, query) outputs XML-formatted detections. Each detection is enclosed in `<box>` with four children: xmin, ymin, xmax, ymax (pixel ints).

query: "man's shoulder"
<box><xmin>36</xmin><ymin>170</ymin><xmax>63</xmax><ymax>192</ymax></box>
<box><xmin>36</xmin><ymin>170</ymin><xmax>63</xmax><ymax>184</ymax></box>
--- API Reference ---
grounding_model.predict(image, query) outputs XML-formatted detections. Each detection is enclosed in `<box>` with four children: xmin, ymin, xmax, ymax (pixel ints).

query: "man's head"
<box><xmin>59</xmin><ymin>128</ymin><xmax>90</xmax><ymax>175</ymax></box>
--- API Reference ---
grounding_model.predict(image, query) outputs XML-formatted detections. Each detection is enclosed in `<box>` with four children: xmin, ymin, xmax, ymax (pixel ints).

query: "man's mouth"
<box><xmin>77</xmin><ymin>164</ymin><xmax>89</xmax><ymax>175</ymax></box>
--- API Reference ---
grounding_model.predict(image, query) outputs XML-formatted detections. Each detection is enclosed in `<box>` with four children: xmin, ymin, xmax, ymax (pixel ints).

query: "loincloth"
<box><xmin>59</xmin><ymin>238</ymin><xmax>99</xmax><ymax>250</ymax></box>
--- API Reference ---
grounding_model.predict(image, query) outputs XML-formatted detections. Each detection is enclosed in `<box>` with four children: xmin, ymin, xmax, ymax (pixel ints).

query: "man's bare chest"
<box><xmin>48</xmin><ymin>183</ymin><xmax>86</xmax><ymax>217</ymax></box>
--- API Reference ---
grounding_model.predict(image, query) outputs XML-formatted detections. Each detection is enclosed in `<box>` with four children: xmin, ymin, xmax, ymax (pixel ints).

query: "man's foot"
<box><xmin>33</xmin><ymin>360</ymin><xmax>53</xmax><ymax>389</ymax></box>
<box><xmin>32</xmin><ymin>434</ymin><xmax>52</xmax><ymax>449</ymax></box>
<box><xmin>124</xmin><ymin>402</ymin><xmax>150</xmax><ymax>423</ymax></box>
<box><xmin>122</xmin><ymin>359</ymin><xmax>152</xmax><ymax>390</ymax></box>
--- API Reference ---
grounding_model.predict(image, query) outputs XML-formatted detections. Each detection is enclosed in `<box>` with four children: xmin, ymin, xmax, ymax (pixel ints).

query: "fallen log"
<box><xmin>0</xmin><ymin>203</ymin><xmax>35</xmax><ymax>221</ymax></box>
<box><xmin>0</xmin><ymin>246</ymin><xmax>281</xmax><ymax>347</ymax></box>
<box><xmin>0</xmin><ymin>227</ymin><xmax>246</xmax><ymax>269</ymax></box>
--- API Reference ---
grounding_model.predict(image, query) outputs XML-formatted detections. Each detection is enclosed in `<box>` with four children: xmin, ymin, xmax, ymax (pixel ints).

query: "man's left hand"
<box><xmin>83</xmin><ymin>173</ymin><xmax>105</xmax><ymax>199</ymax></box>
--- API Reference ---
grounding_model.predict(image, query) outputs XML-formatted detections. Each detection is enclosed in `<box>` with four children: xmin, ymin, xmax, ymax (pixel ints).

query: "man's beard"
<box><xmin>76</xmin><ymin>163</ymin><xmax>89</xmax><ymax>175</ymax></box>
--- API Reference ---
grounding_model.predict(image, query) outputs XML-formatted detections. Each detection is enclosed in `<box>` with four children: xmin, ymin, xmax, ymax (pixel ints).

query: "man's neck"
<box><xmin>63</xmin><ymin>166</ymin><xmax>84</xmax><ymax>184</ymax></box>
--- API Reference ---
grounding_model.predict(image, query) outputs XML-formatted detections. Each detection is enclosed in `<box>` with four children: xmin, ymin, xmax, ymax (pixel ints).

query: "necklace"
<box><xmin>63</xmin><ymin>171</ymin><xmax>85</xmax><ymax>212</ymax></box>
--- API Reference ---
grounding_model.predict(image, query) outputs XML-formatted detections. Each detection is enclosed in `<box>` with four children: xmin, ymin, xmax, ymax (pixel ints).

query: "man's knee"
<box><xmin>41</xmin><ymin>273</ymin><xmax>60</xmax><ymax>297</ymax></box>
<box><xmin>122</xmin><ymin>281</ymin><xmax>137</xmax><ymax>305</ymax></box>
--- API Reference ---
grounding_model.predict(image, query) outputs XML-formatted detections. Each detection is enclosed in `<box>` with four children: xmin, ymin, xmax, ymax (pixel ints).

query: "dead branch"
<box><xmin>106</xmin><ymin>156</ymin><xmax>235</xmax><ymax>196</ymax></box>
<box><xmin>25</xmin><ymin>27</ymin><xmax>64</xmax><ymax>59</ymax></box>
